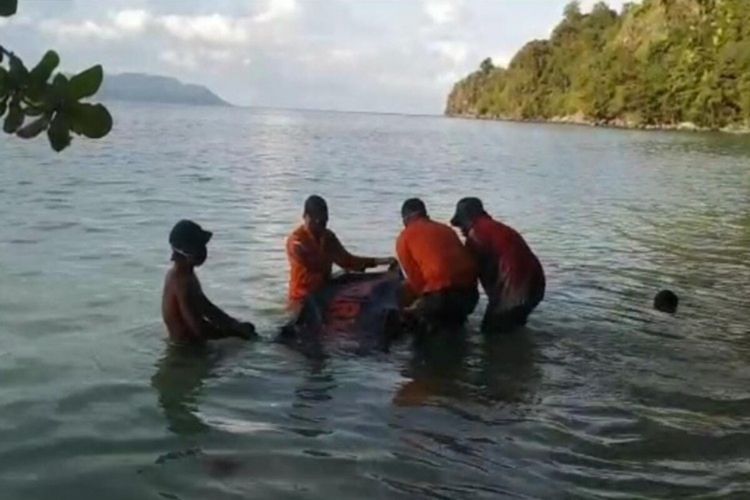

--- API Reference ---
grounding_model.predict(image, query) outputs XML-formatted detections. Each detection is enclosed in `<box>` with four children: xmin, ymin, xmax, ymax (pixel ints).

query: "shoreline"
<box><xmin>444</xmin><ymin>112</ymin><xmax>750</xmax><ymax>135</ymax></box>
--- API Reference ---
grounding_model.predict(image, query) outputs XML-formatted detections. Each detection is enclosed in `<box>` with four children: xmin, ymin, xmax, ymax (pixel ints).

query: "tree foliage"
<box><xmin>1</xmin><ymin>0</ymin><xmax>112</xmax><ymax>151</ymax></box>
<box><xmin>446</xmin><ymin>0</ymin><xmax>750</xmax><ymax>130</ymax></box>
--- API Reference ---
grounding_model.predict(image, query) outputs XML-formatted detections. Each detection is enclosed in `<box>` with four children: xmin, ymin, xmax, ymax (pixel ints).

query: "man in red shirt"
<box><xmin>396</xmin><ymin>198</ymin><xmax>478</xmax><ymax>328</ymax></box>
<box><xmin>286</xmin><ymin>195</ymin><xmax>394</xmax><ymax>311</ymax></box>
<box><xmin>450</xmin><ymin>198</ymin><xmax>545</xmax><ymax>333</ymax></box>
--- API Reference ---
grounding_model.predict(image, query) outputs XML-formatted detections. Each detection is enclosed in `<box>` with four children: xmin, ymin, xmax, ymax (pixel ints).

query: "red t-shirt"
<box><xmin>468</xmin><ymin>216</ymin><xmax>544</xmax><ymax>308</ymax></box>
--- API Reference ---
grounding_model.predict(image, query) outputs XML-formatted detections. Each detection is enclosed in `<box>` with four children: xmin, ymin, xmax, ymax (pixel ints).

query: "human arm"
<box><xmin>467</xmin><ymin>230</ymin><xmax>500</xmax><ymax>295</ymax></box>
<box><xmin>179</xmin><ymin>277</ymin><xmax>255</xmax><ymax>340</ymax></box>
<box><xmin>329</xmin><ymin>232</ymin><xmax>393</xmax><ymax>272</ymax></box>
<box><xmin>396</xmin><ymin>233</ymin><xmax>425</xmax><ymax>298</ymax></box>
<box><xmin>200</xmin><ymin>295</ymin><xmax>257</xmax><ymax>340</ymax></box>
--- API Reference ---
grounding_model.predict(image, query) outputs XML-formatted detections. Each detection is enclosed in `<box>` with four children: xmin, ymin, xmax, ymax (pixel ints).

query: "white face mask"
<box><xmin>171</xmin><ymin>246</ymin><xmax>193</xmax><ymax>258</ymax></box>
<box><xmin>171</xmin><ymin>244</ymin><xmax>207</xmax><ymax>263</ymax></box>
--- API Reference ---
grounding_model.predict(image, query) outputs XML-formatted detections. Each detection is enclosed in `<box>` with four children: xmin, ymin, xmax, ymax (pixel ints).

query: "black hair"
<box><xmin>401</xmin><ymin>198</ymin><xmax>427</xmax><ymax>219</ymax></box>
<box><xmin>304</xmin><ymin>195</ymin><xmax>328</xmax><ymax>216</ymax></box>
<box><xmin>654</xmin><ymin>290</ymin><xmax>678</xmax><ymax>314</ymax></box>
<box><xmin>451</xmin><ymin>197</ymin><xmax>487</xmax><ymax>227</ymax></box>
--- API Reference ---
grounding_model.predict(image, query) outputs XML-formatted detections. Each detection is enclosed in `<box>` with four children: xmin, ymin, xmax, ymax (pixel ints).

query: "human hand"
<box><xmin>375</xmin><ymin>257</ymin><xmax>398</xmax><ymax>268</ymax></box>
<box><xmin>236</xmin><ymin>321</ymin><xmax>258</xmax><ymax>340</ymax></box>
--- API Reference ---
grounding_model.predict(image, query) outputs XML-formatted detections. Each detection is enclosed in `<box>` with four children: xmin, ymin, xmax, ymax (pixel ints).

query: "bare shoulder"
<box><xmin>165</xmin><ymin>268</ymin><xmax>200</xmax><ymax>294</ymax></box>
<box><xmin>164</xmin><ymin>267</ymin><xmax>177</xmax><ymax>289</ymax></box>
<box><xmin>325</xmin><ymin>228</ymin><xmax>341</xmax><ymax>244</ymax></box>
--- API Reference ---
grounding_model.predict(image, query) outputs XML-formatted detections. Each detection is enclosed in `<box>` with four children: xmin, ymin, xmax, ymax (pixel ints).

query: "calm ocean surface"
<box><xmin>1</xmin><ymin>103</ymin><xmax>749</xmax><ymax>499</ymax></box>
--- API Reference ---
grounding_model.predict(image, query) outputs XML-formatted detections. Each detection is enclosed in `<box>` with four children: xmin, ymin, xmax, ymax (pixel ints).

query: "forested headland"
<box><xmin>446</xmin><ymin>0</ymin><xmax>750</xmax><ymax>132</ymax></box>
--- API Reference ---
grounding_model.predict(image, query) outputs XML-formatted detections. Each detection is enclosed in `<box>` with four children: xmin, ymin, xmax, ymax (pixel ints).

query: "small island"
<box><xmin>98</xmin><ymin>73</ymin><xmax>230</xmax><ymax>107</ymax></box>
<box><xmin>446</xmin><ymin>0</ymin><xmax>750</xmax><ymax>132</ymax></box>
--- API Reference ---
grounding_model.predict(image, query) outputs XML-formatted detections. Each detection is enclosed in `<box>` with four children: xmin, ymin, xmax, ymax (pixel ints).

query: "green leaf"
<box><xmin>8</xmin><ymin>54</ymin><xmax>28</xmax><ymax>82</ymax></box>
<box><xmin>0</xmin><ymin>67</ymin><xmax>8</xmax><ymax>95</ymax></box>
<box><xmin>29</xmin><ymin>51</ymin><xmax>60</xmax><ymax>84</ymax></box>
<box><xmin>47</xmin><ymin>112</ymin><xmax>72</xmax><ymax>152</ymax></box>
<box><xmin>16</xmin><ymin>115</ymin><xmax>49</xmax><ymax>139</ymax></box>
<box><xmin>24</xmin><ymin>105</ymin><xmax>45</xmax><ymax>117</ymax></box>
<box><xmin>3</xmin><ymin>98</ymin><xmax>23</xmax><ymax>133</ymax></box>
<box><xmin>25</xmin><ymin>83</ymin><xmax>48</xmax><ymax>104</ymax></box>
<box><xmin>53</xmin><ymin>73</ymin><xmax>69</xmax><ymax>88</ymax></box>
<box><xmin>68</xmin><ymin>65</ymin><xmax>103</xmax><ymax>100</ymax></box>
<box><xmin>47</xmin><ymin>73</ymin><xmax>69</xmax><ymax>106</ymax></box>
<box><xmin>69</xmin><ymin>102</ymin><xmax>112</xmax><ymax>138</ymax></box>
<box><xmin>0</xmin><ymin>0</ymin><xmax>18</xmax><ymax>17</ymax></box>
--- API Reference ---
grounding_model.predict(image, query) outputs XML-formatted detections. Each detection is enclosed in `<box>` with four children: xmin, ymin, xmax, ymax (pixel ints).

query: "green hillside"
<box><xmin>446</xmin><ymin>0</ymin><xmax>750</xmax><ymax>131</ymax></box>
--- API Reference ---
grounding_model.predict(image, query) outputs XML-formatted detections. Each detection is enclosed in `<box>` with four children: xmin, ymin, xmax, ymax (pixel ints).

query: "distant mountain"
<box><xmin>97</xmin><ymin>73</ymin><xmax>230</xmax><ymax>106</ymax></box>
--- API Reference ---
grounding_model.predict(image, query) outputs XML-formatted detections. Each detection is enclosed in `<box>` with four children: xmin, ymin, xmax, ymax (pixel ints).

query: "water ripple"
<box><xmin>0</xmin><ymin>106</ymin><xmax>749</xmax><ymax>499</ymax></box>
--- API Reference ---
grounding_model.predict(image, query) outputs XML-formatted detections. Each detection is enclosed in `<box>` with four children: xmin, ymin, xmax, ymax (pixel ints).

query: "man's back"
<box><xmin>471</xmin><ymin>216</ymin><xmax>544</xmax><ymax>289</ymax></box>
<box><xmin>397</xmin><ymin>218</ymin><xmax>476</xmax><ymax>295</ymax></box>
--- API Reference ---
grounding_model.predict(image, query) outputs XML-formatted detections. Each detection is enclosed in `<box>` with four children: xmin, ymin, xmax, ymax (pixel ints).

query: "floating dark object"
<box><xmin>279</xmin><ymin>270</ymin><xmax>403</xmax><ymax>355</ymax></box>
<box><xmin>654</xmin><ymin>289</ymin><xmax>678</xmax><ymax>314</ymax></box>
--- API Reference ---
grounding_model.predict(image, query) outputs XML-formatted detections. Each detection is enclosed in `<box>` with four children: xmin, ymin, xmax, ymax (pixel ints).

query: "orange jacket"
<box><xmin>396</xmin><ymin>217</ymin><xmax>477</xmax><ymax>296</ymax></box>
<box><xmin>286</xmin><ymin>225</ymin><xmax>375</xmax><ymax>305</ymax></box>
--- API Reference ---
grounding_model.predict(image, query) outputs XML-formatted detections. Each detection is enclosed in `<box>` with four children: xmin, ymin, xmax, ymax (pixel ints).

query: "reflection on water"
<box><xmin>394</xmin><ymin>332</ymin><xmax>470</xmax><ymax>407</ymax></box>
<box><xmin>478</xmin><ymin>331</ymin><xmax>540</xmax><ymax>405</ymax></box>
<box><xmin>151</xmin><ymin>343</ymin><xmax>217</xmax><ymax>436</ymax></box>
<box><xmin>287</xmin><ymin>358</ymin><xmax>338</xmax><ymax>438</ymax></box>
<box><xmin>394</xmin><ymin>330</ymin><xmax>539</xmax><ymax>410</ymax></box>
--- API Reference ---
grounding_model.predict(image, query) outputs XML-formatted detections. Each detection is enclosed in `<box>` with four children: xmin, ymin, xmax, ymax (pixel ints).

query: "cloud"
<box><xmin>254</xmin><ymin>0</ymin><xmax>297</xmax><ymax>23</ymax></box>
<box><xmin>113</xmin><ymin>9</ymin><xmax>149</xmax><ymax>33</ymax></box>
<box><xmin>159</xmin><ymin>47</ymin><xmax>236</xmax><ymax>70</ymax></box>
<box><xmin>423</xmin><ymin>0</ymin><xmax>463</xmax><ymax>25</ymax></box>
<box><xmin>159</xmin><ymin>49</ymin><xmax>198</xmax><ymax>70</ymax></box>
<box><xmin>431</xmin><ymin>41</ymin><xmax>468</xmax><ymax>65</ymax></box>
<box><xmin>329</xmin><ymin>48</ymin><xmax>358</xmax><ymax>64</ymax></box>
<box><xmin>39</xmin><ymin>10</ymin><xmax>149</xmax><ymax>41</ymax></box>
<box><xmin>40</xmin><ymin>19</ymin><xmax>120</xmax><ymax>40</ymax></box>
<box><xmin>159</xmin><ymin>14</ymin><xmax>249</xmax><ymax>45</ymax></box>
<box><xmin>36</xmin><ymin>1</ymin><xmax>297</xmax><ymax>46</ymax></box>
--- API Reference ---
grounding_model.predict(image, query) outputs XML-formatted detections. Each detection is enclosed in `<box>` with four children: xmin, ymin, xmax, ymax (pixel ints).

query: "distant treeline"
<box><xmin>446</xmin><ymin>0</ymin><xmax>750</xmax><ymax>130</ymax></box>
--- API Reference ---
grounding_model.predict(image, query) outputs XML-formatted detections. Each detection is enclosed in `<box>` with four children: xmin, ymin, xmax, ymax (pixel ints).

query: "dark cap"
<box><xmin>451</xmin><ymin>197</ymin><xmax>486</xmax><ymax>227</ymax></box>
<box><xmin>401</xmin><ymin>198</ymin><xmax>427</xmax><ymax>219</ymax></box>
<box><xmin>169</xmin><ymin>219</ymin><xmax>212</xmax><ymax>255</ymax></box>
<box><xmin>304</xmin><ymin>195</ymin><xmax>328</xmax><ymax>216</ymax></box>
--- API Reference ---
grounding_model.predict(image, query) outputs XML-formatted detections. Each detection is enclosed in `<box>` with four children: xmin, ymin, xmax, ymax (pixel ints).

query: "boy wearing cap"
<box><xmin>450</xmin><ymin>198</ymin><xmax>545</xmax><ymax>333</ymax></box>
<box><xmin>162</xmin><ymin>220</ymin><xmax>256</xmax><ymax>343</ymax></box>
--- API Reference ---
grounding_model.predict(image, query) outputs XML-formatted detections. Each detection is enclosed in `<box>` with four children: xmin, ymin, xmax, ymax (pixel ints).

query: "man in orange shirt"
<box><xmin>396</xmin><ymin>198</ymin><xmax>478</xmax><ymax>328</ymax></box>
<box><xmin>286</xmin><ymin>195</ymin><xmax>394</xmax><ymax>311</ymax></box>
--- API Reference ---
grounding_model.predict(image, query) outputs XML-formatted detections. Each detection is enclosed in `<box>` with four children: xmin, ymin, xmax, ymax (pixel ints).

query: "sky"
<box><xmin>1</xmin><ymin>0</ymin><xmax>627</xmax><ymax>114</ymax></box>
